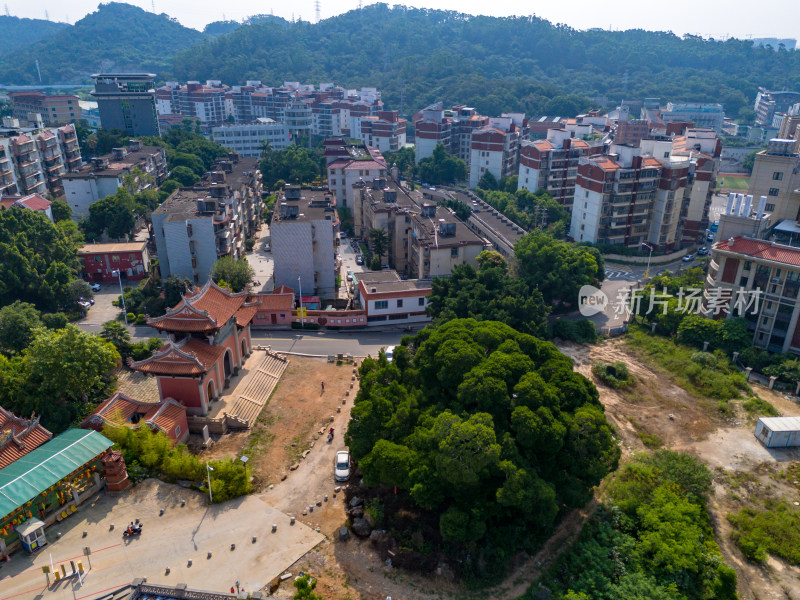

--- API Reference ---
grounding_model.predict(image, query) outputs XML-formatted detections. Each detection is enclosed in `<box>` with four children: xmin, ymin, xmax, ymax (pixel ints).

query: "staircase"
<box><xmin>228</xmin><ymin>351</ymin><xmax>288</xmax><ymax>426</ymax></box>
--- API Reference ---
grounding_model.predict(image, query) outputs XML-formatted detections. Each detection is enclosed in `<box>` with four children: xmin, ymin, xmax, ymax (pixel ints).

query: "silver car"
<box><xmin>334</xmin><ymin>450</ymin><xmax>351</xmax><ymax>482</ymax></box>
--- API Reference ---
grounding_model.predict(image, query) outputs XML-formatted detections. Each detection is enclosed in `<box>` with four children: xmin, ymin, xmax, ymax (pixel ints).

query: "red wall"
<box><xmin>80</xmin><ymin>250</ymin><xmax>149</xmax><ymax>283</ymax></box>
<box><xmin>159</xmin><ymin>377</ymin><xmax>201</xmax><ymax>409</ymax></box>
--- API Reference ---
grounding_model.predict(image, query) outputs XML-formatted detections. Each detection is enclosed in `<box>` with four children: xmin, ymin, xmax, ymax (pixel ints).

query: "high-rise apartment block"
<box><xmin>271</xmin><ymin>186</ymin><xmax>338</xmax><ymax>298</ymax></box>
<box><xmin>151</xmin><ymin>154</ymin><xmax>263</xmax><ymax>284</ymax></box>
<box><xmin>754</xmin><ymin>87</ymin><xmax>800</xmax><ymax>127</ymax></box>
<box><xmin>91</xmin><ymin>73</ymin><xmax>160</xmax><ymax>136</ymax></box>
<box><xmin>324</xmin><ymin>138</ymin><xmax>388</xmax><ymax>209</ymax></box>
<box><xmin>0</xmin><ymin>123</ymin><xmax>82</xmax><ymax>197</ymax></box>
<box><xmin>351</xmin><ymin>111</ymin><xmax>407</xmax><ymax>153</ymax></box>
<box><xmin>517</xmin><ymin>129</ymin><xmax>601</xmax><ymax>210</ymax></box>
<box><xmin>746</xmin><ymin>139</ymin><xmax>800</xmax><ymax>222</ymax></box>
<box><xmin>8</xmin><ymin>92</ymin><xmax>81</xmax><ymax>126</ymax></box>
<box><xmin>468</xmin><ymin>116</ymin><xmax>524</xmax><ymax>188</ymax></box>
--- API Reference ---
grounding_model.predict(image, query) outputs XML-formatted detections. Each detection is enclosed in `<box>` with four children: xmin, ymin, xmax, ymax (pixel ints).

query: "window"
<box><xmin>773</xmin><ymin>171</ymin><xmax>784</xmax><ymax>181</ymax></box>
<box><xmin>375</xmin><ymin>300</ymin><xmax>388</xmax><ymax>309</ymax></box>
<box><xmin>112</xmin><ymin>255</ymin><xmax>120</xmax><ymax>262</ymax></box>
<box><xmin>451</xmin><ymin>247</ymin><xmax>458</xmax><ymax>257</ymax></box>
<box><xmin>175</xmin><ymin>426</ymin><xmax>181</xmax><ymax>436</ymax></box>
<box><xmin>766</xmin><ymin>203</ymin><xmax>775</xmax><ymax>211</ymax></box>
<box><xmin>396</xmin><ymin>299</ymin><xmax>403</xmax><ymax>308</ymax></box>
<box><xmin>94</xmin><ymin>256</ymin><xmax>101</xmax><ymax>263</ymax></box>
<box><xmin>769</xmin><ymin>188</ymin><xmax>780</xmax><ymax>197</ymax></box>
<box><xmin>418</xmin><ymin>297</ymin><xmax>425</xmax><ymax>306</ymax></box>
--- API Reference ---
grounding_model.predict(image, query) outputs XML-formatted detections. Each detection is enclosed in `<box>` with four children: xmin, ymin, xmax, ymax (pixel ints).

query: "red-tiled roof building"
<box><xmin>81</xmin><ymin>392</ymin><xmax>189</xmax><ymax>445</ymax></box>
<box><xmin>129</xmin><ymin>280</ymin><xmax>258</xmax><ymax>415</ymax></box>
<box><xmin>0</xmin><ymin>408</ymin><xmax>53</xmax><ymax>469</ymax></box>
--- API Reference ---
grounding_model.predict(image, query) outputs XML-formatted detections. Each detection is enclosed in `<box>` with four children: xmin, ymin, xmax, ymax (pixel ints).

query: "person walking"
<box><xmin>321</xmin><ymin>381</ymin><xmax>325</xmax><ymax>394</ymax></box>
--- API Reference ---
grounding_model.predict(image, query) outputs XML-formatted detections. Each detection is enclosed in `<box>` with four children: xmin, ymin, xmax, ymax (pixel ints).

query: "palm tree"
<box><xmin>369</xmin><ymin>228</ymin><xmax>389</xmax><ymax>266</ymax></box>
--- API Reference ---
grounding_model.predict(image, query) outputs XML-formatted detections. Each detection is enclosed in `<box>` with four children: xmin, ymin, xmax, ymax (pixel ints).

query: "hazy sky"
<box><xmin>9</xmin><ymin>0</ymin><xmax>799</xmax><ymax>39</ymax></box>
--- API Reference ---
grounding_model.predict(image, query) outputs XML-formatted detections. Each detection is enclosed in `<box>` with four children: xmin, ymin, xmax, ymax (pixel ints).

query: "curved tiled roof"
<box><xmin>82</xmin><ymin>392</ymin><xmax>186</xmax><ymax>442</ymax></box>
<box><xmin>0</xmin><ymin>408</ymin><xmax>53</xmax><ymax>469</ymax></box>
<box><xmin>147</xmin><ymin>279</ymin><xmax>251</xmax><ymax>332</ymax></box>
<box><xmin>128</xmin><ymin>338</ymin><xmax>225</xmax><ymax>376</ymax></box>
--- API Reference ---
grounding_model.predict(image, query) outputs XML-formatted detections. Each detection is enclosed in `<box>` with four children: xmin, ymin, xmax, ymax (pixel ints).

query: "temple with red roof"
<box><xmin>81</xmin><ymin>392</ymin><xmax>189</xmax><ymax>445</ymax></box>
<box><xmin>128</xmin><ymin>279</ymin><xmax>259</xmax><ymax>416</ymax></box>
<box><xmin>0</xmin><ymin>408</ymin><xmax>53</xmax><ymax>469</ymax></box>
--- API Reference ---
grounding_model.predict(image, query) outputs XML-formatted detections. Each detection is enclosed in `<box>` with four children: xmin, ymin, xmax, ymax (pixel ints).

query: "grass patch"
<box><xmin>728</xmin><ymin>501</ymin><xmax>800</xmax><ymax>564</ymax></box>
<box><xmin>718</xmin><ymin>176</ymin><xmax>750</xmax><ymax>191</ymax></box>
<box><xmin>592</xmin><ymin>360</ymin><xmax>633</xmax><ymax>389</ymax></box>
<box><xmin>628</xmin><ymin>417</ymin><xmax>664</xmax><ymax>449</ymax></box>
<box><xmin>742</xmin><ymin>396</ymin><xmax>779</xmax><ymax>417</ymax></box>
<box><xmin>626</xmin><ymin>326</ymin><xmax>750</xmax><ymax>400</ymax></box>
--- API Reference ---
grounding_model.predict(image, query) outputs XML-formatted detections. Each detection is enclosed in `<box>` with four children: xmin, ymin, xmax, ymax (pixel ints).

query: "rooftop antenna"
<box><xmin>315</xmin><ymin>0</ymin><xmax>321</xmax><ymax>22</ymax></box>
<box><xmin>358</xmin><ymin>0</ymin><xmax>362</xmax><ymax>9</ymax></box>
<box><xmin>151</xmin><ymin>0</ymin><xmax>155</xmax><ymax>12</ymax></box>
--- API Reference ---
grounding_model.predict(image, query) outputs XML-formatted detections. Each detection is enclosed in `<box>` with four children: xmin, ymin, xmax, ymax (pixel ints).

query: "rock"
<box><xmin>350</xmin><ymin>508</ymin><xmax>364</xmax><ymax>519</ymax></box>
<box><xmin>280</xmin><ymin>572</ymin><xmax>292</xmax><ymax>581</ymax></box>
<box><xmin>351</xmin><ymin>517</ymin><xmax>372</xmax><ymax>537</ymax></box>
<box><xmin>349</xmin><ymin>496</ymin><xmax>363</xmax><ymax>508</ymax></box>
<box><xmin>334</xmin><ymin>486</ymin><xmax>341</xmax><ymax>493</ymax></box>
<box><xmin>302</xmin><ymin>450</ymin><xmax>311</xmax><ymax>459</ymax></box>
<box><xmin>369</xmin><ymin>529</ymin><xmax>388</xmax><ymax>545</ymax></box>
<box><xmin>268</xmin><ymin>484</ymin><xmax>274</xmax><ymax>490</ymax></box>
<box><xmin>339</xmin><ymin>527</ymin><xmax>350</xmax><ymax>541</ymax></box>
<box><xmin>281</xmin><ymin>474</ymin><xmax>287</xmax><ymax>481</ymax></box>
<box><xmin>289</xmin><ymin>464</ymin><xmax>299</xmax><ymax>471</ymax></box>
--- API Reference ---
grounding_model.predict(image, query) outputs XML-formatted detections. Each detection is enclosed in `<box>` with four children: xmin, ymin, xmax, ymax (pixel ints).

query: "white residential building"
<box><xmin>210</xmin><ymin>119</ymin><xmax>291</xmax><ymax>158</ymax></box>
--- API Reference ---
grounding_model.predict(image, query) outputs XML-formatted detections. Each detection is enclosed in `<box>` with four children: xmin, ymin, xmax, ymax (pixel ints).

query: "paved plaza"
<box><xmin>0</xmin><ymin>480</ymin><xmax>323</xmax><ymax>600</ymax></box>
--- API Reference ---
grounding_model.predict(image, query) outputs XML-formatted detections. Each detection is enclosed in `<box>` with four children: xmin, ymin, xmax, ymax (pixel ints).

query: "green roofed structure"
<box><xmin>0</xmin><ymin>429</ymin><xmax>113</xmax><ymax>554</ymax></box>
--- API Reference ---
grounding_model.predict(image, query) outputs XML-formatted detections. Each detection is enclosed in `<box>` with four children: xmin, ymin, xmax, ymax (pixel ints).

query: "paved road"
<box><xmin>252</xmin><ymin>328</ymin><xmax>407</xmax><ymax>357</ymax></box>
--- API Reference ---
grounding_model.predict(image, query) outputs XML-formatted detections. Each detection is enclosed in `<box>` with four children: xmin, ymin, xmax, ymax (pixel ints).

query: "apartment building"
<box><xmin>91</xmin><ymin>73</ymin><xmax>160</xmax><ymax>136</ymax></box>
<box><xmin>357</xmin><ymin>271</ymin><xmax>431</xmax><ymax>325</ymax></box>
<box><xmin>151</xmin><ymin>155</ymin><xmax>263</xmax><ymax>283</ymax></box>
<box><xmin>570</xmin><ymin>145</ymin><xmax>661</xmax><ymax>248</ymax></box>
<box><xmin>155</xmin><ymin>81</ymin><xmax>228</xmax><ymax>130</ymax></box>
<box><xmin>672</xmin><ymin>128</ymin><xmax>721</xmax><ymax>243</ymax></box>
<box><xmin>8</xmin><ymin>92</ymin><xmax>80</xmax><ymax>126</ymax></box>
<box><xmin>0</xmin><ymin>123</ymin><xmax>82</xmax><ymax>197</ymax></box>
<box><xmin>62</xmin><ymin>140</ymin><xmax>167</xmax><ymax>219</ymax></box>
<box><xmin>324</xmin><ymin>139</ymin><xmax>388</xmax><ymax>209</ymax></box>
<box><xmin>705</xmin><ymin>236</ymin><xmax>800</xmax><ymax>354</ymax></box>
<box><xmin>468</xmin><ymin>119</ymin><xmax>522</xmax><ymax>189</ymax></box>
<box><xmin>413</xmin><ymin>103</ymin><xmax>490</xmax><ymax>164</ymax></box>
<box><xmin>354</xmin><ymin>177</ymin><xmax>485</xmax><ymax>278</ymax></box>
<box><xmin>662</xmin><ymin>103</ymin><xmax>724</xmax><ymax>133</ymax></box>
<box><xmin>746</xmin><ymin>139</ymin><xmax>800</xmax><ymax>222</ymax></box>
<box><xmin>778</xmin><ymin>115</ymin><xmax>800</xmax><ymax>152</ymax></box>
<box><xmin>271</xmin><ymin>186</ymin><xmax>338</xmax><ymax>298</ymax></box>
<box><xmin>615</xmin><ymin>119</ymin><xmax>652</xmax><ymax>145</ymax></box>
<box><xmin>517</xmin><ymin>129</ymin><xmax>599</xmax><ymax>211</ymax></box>
<box><xmin>210</xmin><ymin>119</ymin><xmax>291</xmax><ymax>157</ymax></box>
<box><xmin>754</xmin><ymin>87</ymin><xmax>800</xmax><ymax>127</ymax></box>
<box><xmin>352</xmin><ymin>111</ymin><xmax>407</xmax><ymax>153</ymax></box>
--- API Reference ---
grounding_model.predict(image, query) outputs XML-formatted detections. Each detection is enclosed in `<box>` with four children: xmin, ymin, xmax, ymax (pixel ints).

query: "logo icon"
<box><xmin>578</xmin><ymin>285</ymin><xmax>608</xmax><ymax>317</ymax></box>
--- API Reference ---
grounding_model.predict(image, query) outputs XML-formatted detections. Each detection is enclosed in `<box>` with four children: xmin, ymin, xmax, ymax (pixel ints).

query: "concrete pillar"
<box><xmin>745</xmin><ymin>367</ymin><xmax>752</xmax><ymax>381</ymax></box>
<box><xmin>703</xmin><ymin>341</ymin><xmax>709</xmax><ymax>351</ymax></box>
<box><xmin>70</xmin><ymin>485</ymin><xmax>79</xmax><ymax>505</ymax></box>
<box><xmin>732</xmin><ymin>351</ymin><xmax>739</xmax><ymax>363</ymax></box>
<box><xmin>795</xmin><ymin>381</ymin><xmax>800</xmax><ymax>396</ymax></box>
<box><xmin>782</xmin><ymin>303</ymin><xmax>800</xmax><ymax>354</ymax></box>
<box><xmin>769</xmin><ymin>375</ymin><xmax>777</xmax><ymax>390</ymax></box>
<box><xmin>651</xmin><ymin>322</ymin><xmax>657</xmax><ymax>333</ymax></box>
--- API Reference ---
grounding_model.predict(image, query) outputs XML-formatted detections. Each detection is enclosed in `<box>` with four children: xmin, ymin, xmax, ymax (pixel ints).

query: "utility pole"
<box><xmin>315</xmin><ymin>0</ymin><xmax>321</xmax><ymax>23</ymax></box>
<box><xmin>151</xmin><ymin>0</ymin><xmax>155</xmax><ymax>13</ymax></box>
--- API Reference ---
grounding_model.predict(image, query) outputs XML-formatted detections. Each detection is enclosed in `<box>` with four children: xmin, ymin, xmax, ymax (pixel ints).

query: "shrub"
<box><xmin>742</xmin><ymin>396</ymin><xmax>779</xmax><ymax>417</ymax></box>
<box><xmin>245</xmin><ymin>238</ymin><xmax>255</xmax><ymax>252</ymax></box>
<box><xmin>592</xmin><ymin>361</ymin><xmax>633</xmax><ymax>388</ymax></box>
<box><xmin>549</xmin><ymin>318</ymin><xmax>596</xmax><ymax>343</ymax></box>
<box><xmin>126</xmin><ymin>312</ymin><xmax>136</xmax><ymax>322</ymax></box>
<box><xmin>135</xmin><ymin>314</ymin><xmax>147</xmax><ymax>325</ymax></box>
<box><xmin>728</xmin><ymin>502</ymin><xmax>800</xmax><ymax>565</ymax></box>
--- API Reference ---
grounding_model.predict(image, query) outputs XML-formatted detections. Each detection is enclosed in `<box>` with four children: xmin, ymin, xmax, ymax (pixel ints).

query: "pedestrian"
<box><xmin>321</xmin><ymin>381</ymin><xmax>325</xmax><ymax>393</ymax></box>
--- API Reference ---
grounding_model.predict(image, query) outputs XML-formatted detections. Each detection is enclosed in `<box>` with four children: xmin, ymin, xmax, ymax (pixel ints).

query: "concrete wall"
<box><xmin>272</xmin><ymin>220</ymin><xmax>315</xmax><ymax>296</ymax></box>
<box><xmin>571</xmin><ymin>187</ymin><xmax>603</xmax><ymax>243</ymax></box>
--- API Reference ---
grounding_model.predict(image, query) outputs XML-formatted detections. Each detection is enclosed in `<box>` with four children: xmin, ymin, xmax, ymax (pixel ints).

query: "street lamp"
<box><xmin>206</xmin><ymin>462</ymin><xmax>214</xmax><ymax>503</ymax></box>
<box><xmin>641</xmin><ymin>243</ymin><xmax>654</xmax><ymax>281</ymax></box>
<box><xmin>111</xmin><ymin>269</ymin><xmax>128</xmax><ymax>326</ymax></box>
<box><xmin>297</xmin><ymin>275</ymin><xmax>305</xmax><ymax>327</ymax></box>
<box><xmin>240</xmin><ymin>456</ymin><xmax>249</xmax><ymax>481</ymax></box>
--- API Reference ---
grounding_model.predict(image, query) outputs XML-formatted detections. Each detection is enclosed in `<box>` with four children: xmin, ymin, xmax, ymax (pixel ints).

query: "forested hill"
<box><xmin>170</xmin><ymin>3</ymin><xmax>800</xmax><ymax>119</ymax></box>
<box><xmin>0</xmin><ymin>3</ymin><xmax>204</xmax><ymax>85</ymax></box>
<box><xmin>0</xmin><ymin>16</ymin><xmax>69</xmax><ymax>52</ymax></box>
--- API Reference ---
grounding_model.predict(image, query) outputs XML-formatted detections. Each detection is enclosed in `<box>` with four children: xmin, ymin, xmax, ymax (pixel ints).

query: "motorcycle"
<box><xmin>327</xmin><ymin>428</ymin><xmax>335</xmax><ymax>443</ymax></box>
<box><xmin>123</xmin><ymin>524</ymin><xmax>143</xmax><ymax>537</ymax></box>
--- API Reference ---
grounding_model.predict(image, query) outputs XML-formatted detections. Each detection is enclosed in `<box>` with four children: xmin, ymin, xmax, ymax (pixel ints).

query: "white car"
<box><xmin>90</xmin><ymin>283</ymin><xmax>101</xmax><ymax>292</ymax></box>
<box><xmin>385</xmin><ymin>345</ymin><xmax>396</xmax><ymax>362</ymax></box>
<box><xmin>334</xmin><ymin>450</ymin><xmax>351</xmax><ymax>482</ymax></box>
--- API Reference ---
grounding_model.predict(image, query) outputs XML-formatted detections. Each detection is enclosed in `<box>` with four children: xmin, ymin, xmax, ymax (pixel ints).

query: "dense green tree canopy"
<box><xmin>346</xmin><ymin>319</ymin><xmax>619</xmax><ymax>577</ymax></box>
<box><xmin>478</xmin><ymin>188</ymin><xmax>571</xmax><ymax>238</ymax></box>
<box><xmin>417</xmin><ymin>143</ymin><xmax>467</xmax><ymax>185</ymax></box>
<box><xmin>426</xmin><ymin>256</ymin><xmax>548</xmax><ymax>337</ymax></box>
<box><xmin>258</xmin><ymin>145</ymin><xmax>324</xmax><ymax>190</ymax></box>
<box><xmin>211</xmin><ymin>256</ymin><xmax>255</xmax><ymax>292</ymax></box>
<box><xmin>0</xmin><ymin>301</ymin><xmax>42</xmax><ymax>355</ymax></box>
<box><xmin>515</xmin><ymin>231</ymin><xmax>604</xmax><ymax>306</ymax></box>
<box><xmin>0</xmin><ymin>208</ymin><xmax>81</xmax><ymax>312</ymax></box>
<box><xmin>170</xmin><ymin>5</ymin><xmax>800</xmax><ymax>119</ymax></box>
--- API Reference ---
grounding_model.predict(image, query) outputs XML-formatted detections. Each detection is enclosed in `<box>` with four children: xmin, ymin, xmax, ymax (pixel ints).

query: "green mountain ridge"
<box><xmin>0</xmin><ymin>15</ymin><xmax>70</xmax><ymax>54</ymax></box>
<box><xmin>0</xmin><ymin>2</ymin><xmax>204</xmax><ymax>85</ymax></box>
<box><xmin>170</xmin><ymin>3</ymin><xmax>800</xmax><ymax>119</ymax></box>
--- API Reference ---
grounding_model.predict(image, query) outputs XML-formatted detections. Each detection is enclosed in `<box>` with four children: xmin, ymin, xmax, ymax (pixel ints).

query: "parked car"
<box><xmin>334</xmin><ymin>450</ymin><xmax>351</xmax><ymax>482</ymax></box>
<box><xmin>707</xmin><ymin>233</ymin><xmax>714</xmax><ymax>241</ymax></box>
<box><xmin>385</xmin><ymin>345</ymin><xmax>396</xmax><ymax>362</ymax></box>
<box><xmin>356</xmin><ymin>255</ymin><xmax>363</xmax><ymax>265</ymax></box>
<box><xmin>346</xmin><ymin>270</ymin><xmax>354</xmax><ymax>282</ymax></box>
<box><xmin>90</xmin><ymin>283</ymin><xmax>101</xmax><ymax>292</ymax></box>
<box><xmin>682</xmin><ymin>253</ymin><xmax>695</xmax><ymax>262</ymax></box>
<box><xmin>264</xmin><ymin>243</ymin><xmax>270</xmax><ymax>252</ymax></box>
<box><xmin>77</xmin><ymin>300</ymin><xmax>91</xmax><ymax>309</ymax></box>
<box><xmin>697</xmin><ymin>246</ymin><xmax>709</xmax><ymax>256</ymax></box>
